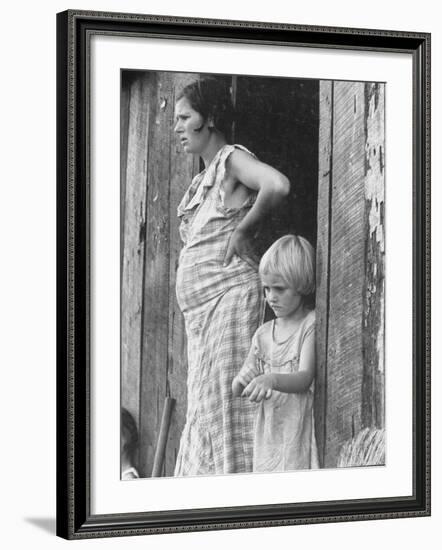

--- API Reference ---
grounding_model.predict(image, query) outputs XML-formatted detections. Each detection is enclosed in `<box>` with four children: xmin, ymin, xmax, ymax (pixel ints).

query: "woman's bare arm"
<box><xmin>223</xmin><ymin>149</ymin><xmax>290</xmax><ymax>266</ymax></box>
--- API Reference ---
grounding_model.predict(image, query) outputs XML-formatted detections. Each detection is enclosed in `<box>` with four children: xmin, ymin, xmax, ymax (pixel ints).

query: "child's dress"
<box><xmin>236</xmin><ymin>310</ymin><xmax>319</xmax><ymax>472</ymax></box>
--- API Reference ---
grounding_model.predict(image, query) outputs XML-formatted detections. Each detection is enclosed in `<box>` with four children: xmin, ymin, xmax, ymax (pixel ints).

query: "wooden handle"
<box><xmin>151</xmin><ymin>397</ymin><xmax>175</xmax><ymax>477</ymax></box>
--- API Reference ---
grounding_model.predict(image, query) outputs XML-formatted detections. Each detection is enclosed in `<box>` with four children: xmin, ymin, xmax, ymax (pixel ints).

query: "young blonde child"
<box><xmin>232</xmin><ymin>235</ymin><xmax>319</xmax><ymax>472</ymax></box>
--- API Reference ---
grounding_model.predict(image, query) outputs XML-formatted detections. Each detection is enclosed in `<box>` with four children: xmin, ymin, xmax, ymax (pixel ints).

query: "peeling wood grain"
<box><xmin>362</xmin><ymin>83</ymin><xmax>385</xmax><ymax>430</ymax></box>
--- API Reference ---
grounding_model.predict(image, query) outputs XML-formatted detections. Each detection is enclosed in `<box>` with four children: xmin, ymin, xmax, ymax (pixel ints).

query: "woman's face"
<box><xmin>174</xmin><ymin>97</ymin><xmax>211</xmax><ymax>155</ymax></box>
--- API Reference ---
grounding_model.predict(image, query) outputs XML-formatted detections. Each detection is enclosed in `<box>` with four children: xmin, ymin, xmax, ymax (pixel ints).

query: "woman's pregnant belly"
<box><xmin>176</xmin><ymin>250</ymin><xmax>258</xmax><ymax>314</ymax></box>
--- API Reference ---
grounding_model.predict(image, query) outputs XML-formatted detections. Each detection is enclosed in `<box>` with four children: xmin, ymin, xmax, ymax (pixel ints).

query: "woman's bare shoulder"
<box><xmin>222</xmin><ymin>147</ymin><xmax>259</xmax><ymax>203</ymax></box>
<box><xmin>226</xmin><ymin>147</ymin><xmax>259</xmax><ymax>174</ymax></box>
<box><xmin>226</xmin><ymin>146</ymin><xmax>290</xmax><ymax>194</ymax></box>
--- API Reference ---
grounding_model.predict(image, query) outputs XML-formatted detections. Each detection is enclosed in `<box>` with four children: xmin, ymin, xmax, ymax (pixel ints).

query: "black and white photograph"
<box><xmin>2</xmin><ymin>0</ymin><xmax>438</xmax><ymax>547</ymax></box>
<box><xmin>120</xmin><ymin>70</ymin><xmax>386</xmax><ymax>479</ymax></box>
<box><xmin>54</xmin><ymin>7</ymin><xmax>430</xmax><ymax>541</ymax></box>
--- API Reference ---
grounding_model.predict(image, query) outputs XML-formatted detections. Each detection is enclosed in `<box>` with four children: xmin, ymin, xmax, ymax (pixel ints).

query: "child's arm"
<box><xmin>272</xmin><ymin>329</ymin><xmax>315</xmax><ymax>393</ymax></box>
<box><xmin>232</xmin><ymin>343</ymin><xmax>260</xmax><ymax>397</ymax></box>
<box><xmin>243</xmin><ymin>330</ymin><xmax>315</xmax><ymax>402</ymax></box>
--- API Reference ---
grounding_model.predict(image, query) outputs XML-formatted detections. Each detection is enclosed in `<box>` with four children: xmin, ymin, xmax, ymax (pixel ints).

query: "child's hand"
<box><xmin>242</xmin><ymin>374</ymin><xmax>274</xmax><ymax>403</ymax></box>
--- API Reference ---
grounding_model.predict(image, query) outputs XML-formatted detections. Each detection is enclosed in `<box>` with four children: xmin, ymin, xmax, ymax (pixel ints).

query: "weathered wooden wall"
<box><xmin>121</xmin><ymin>72</ymin><xmax>199</xmax><ymax>477</ymax></box>
<box><xmin>315</xmin><ymin>81</ymin><xmax>385</xmax><ymax>467</ymax></box>
<box><xmin>139</xmin><ymin>72</ymin><xmax>201</xmax><ymax>477</ymax></box>
<box><xmin>121</xmin><ymin>72</ymin><xmax>151</xmax><ymax>425</ymax></box>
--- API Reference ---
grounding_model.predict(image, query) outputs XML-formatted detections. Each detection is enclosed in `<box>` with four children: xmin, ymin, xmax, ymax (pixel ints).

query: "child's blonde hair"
<box><xmin>259</xmin><ymin>235</ymin><xmax>315</xmax><ymax>296</ymax></box>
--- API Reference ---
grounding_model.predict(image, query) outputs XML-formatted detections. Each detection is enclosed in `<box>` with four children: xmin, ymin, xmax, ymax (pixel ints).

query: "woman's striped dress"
<box><xmin>174</xmin><ymin>144</ymin><xmax>263</xmax><ymax>476</ymax></box>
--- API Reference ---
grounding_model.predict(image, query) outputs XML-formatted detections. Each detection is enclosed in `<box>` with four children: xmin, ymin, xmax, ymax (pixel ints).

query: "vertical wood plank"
<box><xmin>139</xmin><ymin>73</ymin><xmax>175</xmax><ymax>477</ymax></box>
<box><xmin>231</xmin><ymin>75</ymin><xmax>237</xmax><ymax>143</ymax></box>
<box><xmin>120</xmin><ymin>76</ymin><xmax>131</xmax><ymax>281</ymax></box>
<box><xmin>121</xmin><ymin>73</ymin><xmax>151</xmax><ymax>425</ymax></box>
<box><xmin>165</xmin><ymin>73</ymin><xmax>200</xmax><ymax>476</ymax></box>
<box><xmin>315</xmin><ymin>80</ymin><xmax>333</xmax><ymax>467</ymax></box>
<box><xmin>325</xmin><ymin>81</ymin><xmax>367</xmax><ymax>467</ymax></box>
<box><xmin>362</xmin><ymin>83</ymin><xmax>385</xmax><ymax>430</ymax></box>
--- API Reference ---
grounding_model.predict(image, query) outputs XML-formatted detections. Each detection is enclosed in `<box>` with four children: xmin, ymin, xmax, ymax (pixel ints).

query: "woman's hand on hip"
<box><xmin>223</xmin><ymin>228</ymin><xmax>258</xmax><ymax>269</ymax></box>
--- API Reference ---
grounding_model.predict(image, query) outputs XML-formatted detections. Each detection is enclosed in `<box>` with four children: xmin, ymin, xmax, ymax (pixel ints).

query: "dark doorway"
<box><xmin>234</xmin><ymin>75</ymin><xmax>319</xmax><ymax>254</ymax></box>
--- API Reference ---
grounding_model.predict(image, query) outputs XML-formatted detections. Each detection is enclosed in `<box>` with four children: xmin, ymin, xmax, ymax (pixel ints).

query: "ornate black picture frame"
<box><xmin>56</xmin><ymin>9</ymin><xmax>430</xmax><ymax>539</ymax></box>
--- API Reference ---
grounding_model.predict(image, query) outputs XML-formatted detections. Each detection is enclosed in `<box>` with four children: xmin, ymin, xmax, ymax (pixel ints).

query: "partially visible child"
<box><xmin>232</xmin><ymin>235</ymin><xmax>319</xmax><ymax>472</ymax></box>
<box><xmin>121</xmin><ymin>407</ymin><xmax>140</xmax><ymax>480</ymax></box>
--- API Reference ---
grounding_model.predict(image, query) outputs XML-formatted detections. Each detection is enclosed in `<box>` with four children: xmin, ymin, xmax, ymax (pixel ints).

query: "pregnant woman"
<box><xmin>173</xmin><ymin>77</ymin><xmax>290</xmax><ymax>476</ymax></box>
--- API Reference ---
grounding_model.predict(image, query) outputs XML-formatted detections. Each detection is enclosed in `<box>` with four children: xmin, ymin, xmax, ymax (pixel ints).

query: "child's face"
<box><xmin>261</xmin><ymin>273</ymin><xmax>303</xmax><ymax>319</ymax></box>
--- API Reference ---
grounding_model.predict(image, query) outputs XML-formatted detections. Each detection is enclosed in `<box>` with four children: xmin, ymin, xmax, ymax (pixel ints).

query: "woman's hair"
<box><xmin>259</xmin><ymin>234</ymin><xmax>316</xmax><ymax>297</ymax></box>
<box><xmin>176</xmin><ymin>76</ymin><xmax>235</xmax><ymax>137</ymax></box>
<box><xmin>121</xmin><ymin>407</ymin><xmax>139</xmax><ymax>463</ymax></box>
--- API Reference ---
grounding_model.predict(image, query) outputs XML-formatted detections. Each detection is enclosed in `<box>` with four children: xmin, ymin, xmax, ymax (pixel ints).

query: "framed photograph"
<box><xmin>56</xmin><ymin>9</ymin><xmax>430</xmax><ymax>539</ymax></box>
